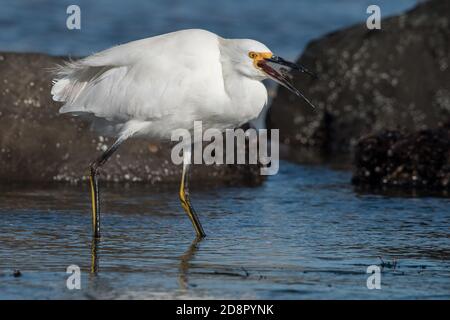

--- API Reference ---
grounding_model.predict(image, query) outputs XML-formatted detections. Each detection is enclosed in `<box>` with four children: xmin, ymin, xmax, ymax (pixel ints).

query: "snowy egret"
<box><xmin>51</xmin><ymin>29</ymin><xmax>315</xmax><ymax>239</ymax></box>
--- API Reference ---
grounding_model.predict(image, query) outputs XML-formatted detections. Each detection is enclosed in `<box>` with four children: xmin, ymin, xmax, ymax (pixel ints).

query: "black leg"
<box><xmin>89</xmin><ymin>138</ymin><xmax>125</xmax><ymax>238</ymax></box>
<box><xmin>179</xmin><ymin>149</ymin><xmax>206</xmax><ymax>238</ymax></box>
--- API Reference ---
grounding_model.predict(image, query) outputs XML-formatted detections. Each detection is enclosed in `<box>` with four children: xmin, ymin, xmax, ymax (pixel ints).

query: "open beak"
<box><xmin>258</xmin><ymin>55</ymin><xmax>316</xmax><ymax>109</ymax></box>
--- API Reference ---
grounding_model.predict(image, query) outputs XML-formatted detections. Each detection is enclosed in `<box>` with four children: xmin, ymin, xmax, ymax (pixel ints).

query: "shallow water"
<box><xmin>0</xmin><ymin>161</ymin><xmax>449</xmax><ymax>299</ymax></box>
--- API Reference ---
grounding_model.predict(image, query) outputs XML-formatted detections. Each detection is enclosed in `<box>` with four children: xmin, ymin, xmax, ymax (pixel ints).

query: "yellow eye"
<box><xmin>248</xmin><ymin>52</ymin><xmax>257</xmax><ymax>59</ymax></box>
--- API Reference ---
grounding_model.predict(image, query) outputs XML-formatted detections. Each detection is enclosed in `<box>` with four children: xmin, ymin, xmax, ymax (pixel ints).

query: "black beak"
<box><xmin>258</xmin><ymin>55</ymin><xmax>317</xmax><ymax>109</ymax></box>
<box><xmin>265</xmin><ymin>56</ymin><xmax>317</xmax><ymax>79</ymax></box>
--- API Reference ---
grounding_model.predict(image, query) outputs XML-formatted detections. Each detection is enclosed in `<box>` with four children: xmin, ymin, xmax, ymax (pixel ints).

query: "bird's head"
<box><xmin>228</xmin><ymin>39</ymin><xmax>316</xmax><ymax>108</ymax></box>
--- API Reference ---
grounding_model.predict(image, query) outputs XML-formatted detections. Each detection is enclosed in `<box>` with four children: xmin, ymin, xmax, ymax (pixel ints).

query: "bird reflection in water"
<box><xmin>90</xmin><ymin>238</ymin><xmax>99</xmax><ymax>274</ymax></box>
<box><xmin>178</xmin><ymin>237</ymin><xmax>203</xmax><ymax>290</ymax></box>
<box><xmin>89</xmin><ymin>236</ymin><xmax>203</xmax><ymax>290</ymax></box>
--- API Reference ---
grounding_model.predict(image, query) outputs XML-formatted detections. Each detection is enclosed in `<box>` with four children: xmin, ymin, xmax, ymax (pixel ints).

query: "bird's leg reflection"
<box><xmin>90</xmin><ymin>238</ymin><xmax>100</xmax><ymax>274</ymax></box>
<box><xmin>178</xmin><ymin>236</ymin><xmax>203</xmax><ymax>290</ymax></box>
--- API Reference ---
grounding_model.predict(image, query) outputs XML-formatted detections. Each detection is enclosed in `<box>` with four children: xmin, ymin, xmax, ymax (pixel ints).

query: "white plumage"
<box><xmin>52</xmin><ymin>29</ymin><xmax>270</xmax><ymax>142</ymax></box>
<box><xmin>51</xmin><ymin>28</ymin><xmax>313</xmax><ymax>238</ymax></box>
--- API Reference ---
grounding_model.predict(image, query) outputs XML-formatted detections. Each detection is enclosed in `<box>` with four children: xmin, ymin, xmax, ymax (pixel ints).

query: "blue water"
<box><xmin>0</xmin><ymin>0</ymin><xmax>417</xmax><ymax>59</ymax></box>
<box><xmin>0</xmin><ymin>162</ymin><xmax>449</xmax><ymax>299</ymax></box>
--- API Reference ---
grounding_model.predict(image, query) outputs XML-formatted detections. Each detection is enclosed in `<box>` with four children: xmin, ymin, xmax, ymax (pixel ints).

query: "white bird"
<box><xmin>51</xmin><ymin>29</ymin><xmax>315</xmax><ymax>239</ymax></box>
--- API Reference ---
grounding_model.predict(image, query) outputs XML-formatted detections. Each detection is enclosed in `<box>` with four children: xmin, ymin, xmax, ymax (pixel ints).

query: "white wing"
<box><xmin>51</xmin><ymin>29</ymin><xmax>226</xmax><ymax>123</ymax></box>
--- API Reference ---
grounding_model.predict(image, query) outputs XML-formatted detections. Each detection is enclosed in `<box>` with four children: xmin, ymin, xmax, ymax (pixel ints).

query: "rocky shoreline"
<box><xmin>268</xmin><ymin>0</ymin><xmax>449</xmax><ymax>154</ymax></box>
<box><xmin>267</xmin><ymin>0</ymin><xmax>449</xmax><ymax>190</ymax></box>
<box><xmin>352</xmin><ymin>124</ymin><xmax>450</xmax><ymax>190</ymax></box>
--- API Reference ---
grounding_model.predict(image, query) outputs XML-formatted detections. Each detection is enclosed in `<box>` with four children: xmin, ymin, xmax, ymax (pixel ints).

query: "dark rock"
<box><xmin>268</xmin><ymin>0</ymin><xmax>450</xmax><ymax>157</ymax></box>
<box><xmin>352</xmin><ymin>123</ymin><xmax>450</xmax><ymax>189</ymax></box>
<box><xmin>0</xmin><ymin>52</ymin><xmax>263</xmax><ymax>185</ymax></box>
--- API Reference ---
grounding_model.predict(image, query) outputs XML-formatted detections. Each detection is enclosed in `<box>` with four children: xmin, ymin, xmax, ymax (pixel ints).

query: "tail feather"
<box><xmin>51</xmin><ymin>59</ymin><xmax>118</xmax><ymax>114</ymax></box>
